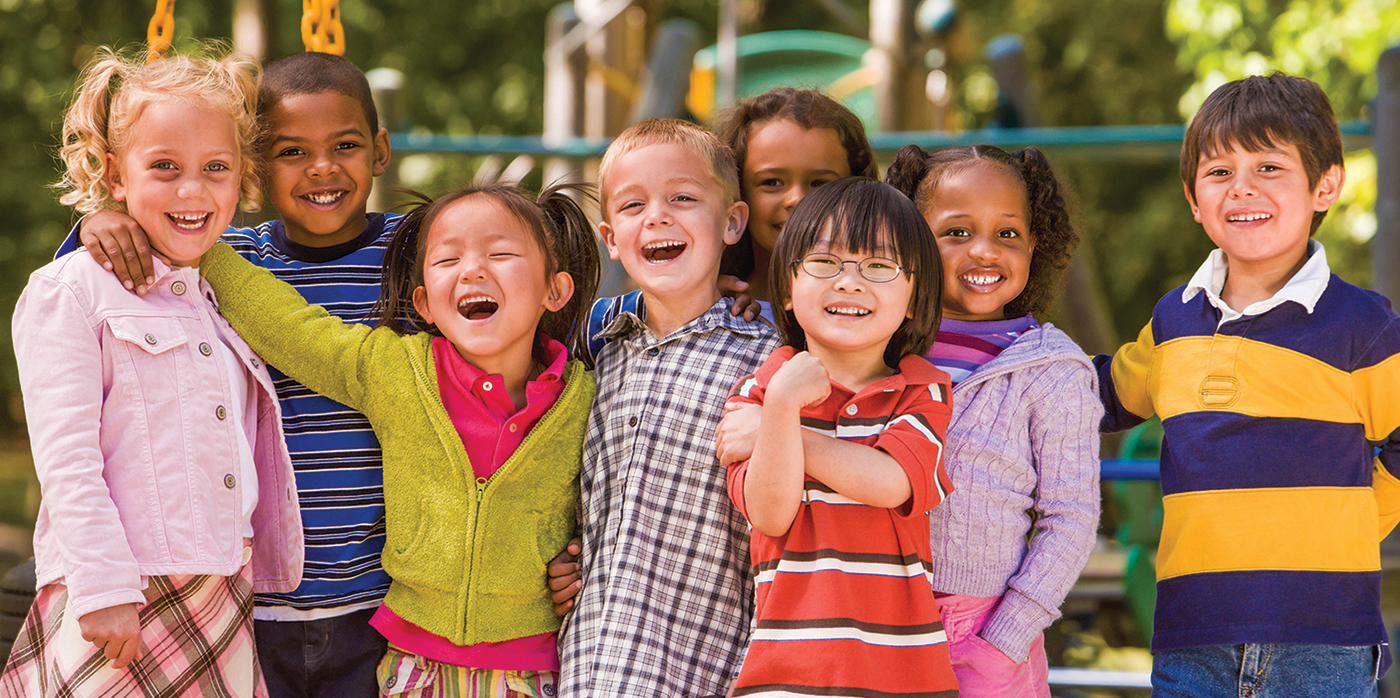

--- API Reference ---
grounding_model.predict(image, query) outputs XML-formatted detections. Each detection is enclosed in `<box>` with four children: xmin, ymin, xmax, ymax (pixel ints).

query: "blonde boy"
<box><xmin>557</xmin><ymin>119</ymin><xmax>780</xmax><ymax>697</ymax></box>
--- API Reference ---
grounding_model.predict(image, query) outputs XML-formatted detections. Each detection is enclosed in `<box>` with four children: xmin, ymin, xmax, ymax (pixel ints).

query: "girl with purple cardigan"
<box><xmin>886</xmin><ymin>144</ymin><xmax>1101</xmax><ymax>697</ymax></box>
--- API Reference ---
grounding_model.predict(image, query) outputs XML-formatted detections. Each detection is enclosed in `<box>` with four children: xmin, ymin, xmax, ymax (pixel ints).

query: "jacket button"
<box><xmin>216</xmin><ymin>405</ymin><xmax>227</xmax><ymax>420</ymax></box>
<box><xmin>224</xmin><ymin>474</ymin><xmax>236</xmax><ymax>489</ymax></box>
<box><xmin>251</xmin><ymin>358</ymin><xmax>260</xmax><ymax>368</ymax></box>
<box><xmin>199</xmin><ymin>343</ymin><xmax>212</xmax><ymax>356</ymax></box>
<box><xmin>385</xmin><ymin>675</ymin><xmax>397</xmax><ymax>689</ymax></box>
<box><xmin>647</xmin><ymin>347</ymin><xmax>660</xmax><ymax>357</ymax></box>
<box><xmin>171</xmin><ymin>280</ymin><xmax>187</xmax><ymax>295</ymax></box>
<box><xmin>628</xmin><ymin>416</ymin><xmax>638</xmax><ymax>427</ymax></box>
<box><xmin>144</xmin><ymin>333</ymin><xmax>157</xmax><ymax>345</ymax></box>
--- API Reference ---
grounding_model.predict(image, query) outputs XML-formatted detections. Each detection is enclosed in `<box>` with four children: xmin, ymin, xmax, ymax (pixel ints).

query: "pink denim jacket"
<box><xmin>12</xmin><ymin>252</ymin><xmax>303</xmax><ymax>619</ymax></box>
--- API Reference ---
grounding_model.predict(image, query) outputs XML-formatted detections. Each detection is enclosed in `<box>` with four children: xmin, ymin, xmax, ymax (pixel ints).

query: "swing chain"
<box><xmin>146</xmin><ymin>0</ymin><xmax>177</xmax><ymax>62</ymax></box>
<box><xmin>302</xmin><ymin>0</ymin><xmax>345</xmax><ymax>55</ymax></box>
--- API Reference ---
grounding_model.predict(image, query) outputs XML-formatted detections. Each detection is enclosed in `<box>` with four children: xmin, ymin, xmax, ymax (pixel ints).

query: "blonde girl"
<box><xmin>1</xmin><ymin>45</ymin><xmax>303</xmax><ymax>698</ymax></box>
<box><xmin>196</xmin><ymin>181</ymin><xmax>600</xmax><ymax>698</ymax></box>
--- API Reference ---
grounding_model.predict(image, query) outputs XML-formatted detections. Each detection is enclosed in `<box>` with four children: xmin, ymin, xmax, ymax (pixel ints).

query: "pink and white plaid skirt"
<box><xmin>0</xmin><ymin>545</ymin><xmax>265</xmax><ymax>698</ymax></box>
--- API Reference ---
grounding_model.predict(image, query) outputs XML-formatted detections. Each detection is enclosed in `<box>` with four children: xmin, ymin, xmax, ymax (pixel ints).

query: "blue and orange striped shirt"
<box><xmin>1096</xmin><ymin>243</ymin><xmax>1400</xmax><ymax>655</ymax></box>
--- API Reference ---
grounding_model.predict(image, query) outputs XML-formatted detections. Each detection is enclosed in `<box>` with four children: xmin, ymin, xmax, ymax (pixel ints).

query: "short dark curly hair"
<box><xmin>886</xmin><ymin>144</ymin><xmax>1078</xmax><ymax>321</ymax></box>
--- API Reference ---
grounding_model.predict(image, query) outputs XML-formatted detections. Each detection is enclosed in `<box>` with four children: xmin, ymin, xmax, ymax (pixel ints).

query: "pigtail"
<box><xmin>374</xmin><ymin>190</ymin><xmax>435</xmax><ymax>335</ymax></box>
<box><xmin>57</xmin><ymin>48</ymin><xmax>129</xmax><ymax>214</ymax></box>
<box><xmin>884</xmin><ymin>144</ymin><xmax>933</xmax><ymax>204</ymax></box>
<box><xmin>535</xmin><ymin>182</ymin><xmax>601</xmax><ymax>356</ymax></box>
<box><xmin>1004</xmin><ymin>146</ymin><xmax>1079</xmax><ymax>320</ymax></box>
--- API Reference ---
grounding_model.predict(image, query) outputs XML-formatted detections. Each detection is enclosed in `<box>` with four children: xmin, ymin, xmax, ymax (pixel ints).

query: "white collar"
<box><xmin>1181</xmin><ymin>239</ymin><xmax>1330</xmax><ymax>326</ymax></box>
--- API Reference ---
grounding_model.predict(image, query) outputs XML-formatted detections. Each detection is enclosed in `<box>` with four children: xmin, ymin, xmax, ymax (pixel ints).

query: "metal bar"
<box><xmin>1047</xmin><ymin>667</ymin><xmax>1153</xmax><ymax>689</ymax></box>
<box><xmin>390</xmin><ymin>121</ymin><xmax>1372</xmax><ymax>159</ymax></box>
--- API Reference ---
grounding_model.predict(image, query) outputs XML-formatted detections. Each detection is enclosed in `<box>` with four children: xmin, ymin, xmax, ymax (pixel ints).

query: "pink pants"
<box><xmin>936</xmin><ymin>593</ymin><xmax>1051</xmax><ymax>698</ymax></box>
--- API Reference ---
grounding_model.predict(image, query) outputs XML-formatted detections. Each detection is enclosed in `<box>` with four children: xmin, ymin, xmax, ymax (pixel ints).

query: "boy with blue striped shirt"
<box><xmin>1096</xmin><ymin>73</ymin><xmax>1400</xmax><ymax>697</ymax></box>
<box><xmin>62</xmin><ymin>52</ymin><xmax>398</xmax><ymax>698</ymax></box>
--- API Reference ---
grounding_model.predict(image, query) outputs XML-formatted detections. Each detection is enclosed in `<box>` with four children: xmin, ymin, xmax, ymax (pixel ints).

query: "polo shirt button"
<box><xmin>199</xmin><ymin>342</ymin><xmax>212</xmax><ymax>356</ymax></box>
<box><xmin>483</xmin><ymin>381</ymin><xmax>493</xmax><ymax>391</ymax></box>
<box><xmin>628</xmin><ymin>416</ymin><xmax>638</xmax><ymax>427</ymax></box>
<box><xmin>171</xmin><ymin>280</ymin><xmax>187</xmax><ymax>295</ymax></box>
<box><xmin>845</xmin><ymin>404</ymin><xmax>858</xmax><ymax>416</ymax></box>
<box><xmin>224</xmin><ymin>474</ymin><xmax>236</xmax><ymax>489</ymax></box>
<box><xmin>144</xmin><ymin>333</ymin><xmax>157</xmax><ymax>345</ymax></box>
<box><xmin>216</xmin><ymin>405</ymin><xmax>227</xmax><ymax>420</ymax></box>
<box><xmin>647</xmin><ymin>347</ymin><xmax>660</xmax><ymax>357</ymax></box>
<box><xmin>509</xmin><ymin>423</ymin><xmax>517</xmax><ymax>433</ymax></box>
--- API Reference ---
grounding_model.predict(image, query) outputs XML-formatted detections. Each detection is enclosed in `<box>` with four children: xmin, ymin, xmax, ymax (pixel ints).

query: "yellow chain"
<box><xmin>301</xmin><ymin>0</ymin><xmax>345</xmax><ymax>55</ymax></box>
<box><xmin>146</xmin><ymin>0</ymin><xmax>176</xmax><ymax>62</ymax></box>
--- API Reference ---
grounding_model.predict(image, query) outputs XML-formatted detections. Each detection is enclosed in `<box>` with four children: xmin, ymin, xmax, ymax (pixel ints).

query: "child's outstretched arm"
<box><xmin>200</xmin><ymin>242</ymin><xmax>384</xmax><ymax>412</ymax></box>
<box><xmin>742</xmin><ymin>351</ymin><xmax>832</xmax><ymax>536</ymax></box>
<box><xmin>55</xmin><ymin>210</ymin><xmax>160</xmax><ymax>295</ymax></box>
<box><xmin>1096</xmin><ymin>320</ymin><xmax>1157</xmax><ymax>432</ymax></box>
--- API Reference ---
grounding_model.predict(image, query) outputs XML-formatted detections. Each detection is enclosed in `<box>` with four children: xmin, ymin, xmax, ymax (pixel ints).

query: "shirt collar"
<box><xmin>1181</xmin><ymin>239</ymin><xmax>1330</xmax><ymax>322</ymax></box>
<box><xmin>595</xmin><ymin>295</ymin><xmax>770</xmax><ymax>344</ymax></box>
<box><xmin>437</xmin><ymin>334</ymin><xmax>568</xmax><ymax>391</ymax></box>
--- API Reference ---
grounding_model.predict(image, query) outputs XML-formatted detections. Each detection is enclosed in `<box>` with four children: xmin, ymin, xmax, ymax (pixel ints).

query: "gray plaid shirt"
<box><xmin>558</xmin><ymin>297</ymin><xmax>779</xmax><ymax>698</ymax></box>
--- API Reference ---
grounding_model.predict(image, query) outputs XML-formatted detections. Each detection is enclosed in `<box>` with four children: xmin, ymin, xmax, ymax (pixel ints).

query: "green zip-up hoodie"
<box><xmin>203</xmin><ymin>243</ymin><xmax>595</xmax><ymax>645</ymax></box>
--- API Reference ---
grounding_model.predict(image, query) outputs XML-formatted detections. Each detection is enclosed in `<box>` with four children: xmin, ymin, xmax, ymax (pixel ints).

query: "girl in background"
<box><xmin>3</xmin><ymin>45</ymin><xmax>302</xmax><ymax>697</ymax></box>
<box><xmin>886</xmin><ymin>144</ymin><xmax>1101</xmax><ymax>697</ymax></box>
<box><xmin>714</xmin><ymin>87</ymin><xmax>877</xmax><ymax>306</ymax></box>
<box><xmin>198</xmin><ymin>182</ymin><xmax>599</xmax><ymax>698</ymax></box>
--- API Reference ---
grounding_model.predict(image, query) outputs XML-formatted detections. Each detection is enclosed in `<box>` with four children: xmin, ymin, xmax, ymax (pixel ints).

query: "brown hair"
<box><xmin>1180</xmin><ymin>72</ymin><xmax>1343</xmax><ymax>234</ymax></box>
<box><xmin>714</xmin><ymin>88</ymin><xmax>878</xmax><ymax>279</ymax></box>
<box><xmin>886</xmin><ymin>144</ymin><xmax>1078</xmax><ymax>321</ymax></box>
<box><xmin>770</xmin><ymin>178</ymin><xmax>942</xmax><ymax>369</ymax></box>
<box><xmin>375</xmin><ymin>182</ymin><xmax>601</xmax><ymax>356</ymax></box>
<box><xmin>597</xmin><ymin>118</ymin><xmax>739</xmax><ymax>214</ymax></box>
<box><xmin>57</xmin><ymin>43</ymin><xmax>262</xmax><ymax>214</ymax></box>
<box><xmin>258</xmin><ymin>52</ymin><xmax>379</xmax><ymax>134</ymax></box>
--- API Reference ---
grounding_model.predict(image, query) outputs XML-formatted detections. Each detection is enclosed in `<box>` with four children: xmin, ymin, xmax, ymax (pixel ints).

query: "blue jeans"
<box><xmin>255</xmin><ymin>608</ymin><xmax>388</xmax><ymax>698</ymax></box>
<box><xmin>1152</xmin><ymin>643</ymin><xmax>1378</xmax><ymax>698</ymax></box>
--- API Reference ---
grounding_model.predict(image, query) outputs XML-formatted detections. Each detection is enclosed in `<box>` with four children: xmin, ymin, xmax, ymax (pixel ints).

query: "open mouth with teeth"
<box><xmin>961</xmin><ymin>273</ymin><xmax>1005</xmax><ymax>288</ymax></box>
<box><xmin>1227</xmin><ymin>213</ymin><xmax>1271</xmax><ymax>222</ymax></box>
<box><xmin>642</xmin><ymin>241</ymin><xmax>686</xmax><ymax>263</ymax></box>
<box><xmin>457</xmin><ymin>296</ymin><xmax>499</xmax><ymax>320</ymax></box>
<box><xmin>168</xmin><ymin>212</ymin><xmax>210</xmax><ymax>230</ymax></box>
<box><xmin>303</xmin><ymin>190</ymin><xmax>346</xmax><ymax>206</ymax></box>
<box><xmin>826</xmin><ymin>305</ymin><xmax>871</xmax><ymax>317</ymax></box>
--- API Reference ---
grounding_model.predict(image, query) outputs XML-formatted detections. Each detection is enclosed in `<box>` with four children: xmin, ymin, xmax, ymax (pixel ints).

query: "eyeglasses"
<box><xmin>793</xmin><ymin>252</ymin><xmax>907</xmax><ymax>283</ymax></box>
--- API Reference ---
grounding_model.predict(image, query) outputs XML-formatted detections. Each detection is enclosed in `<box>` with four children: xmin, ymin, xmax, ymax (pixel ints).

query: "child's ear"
<box><xmin>598</xmin><ymin>221</ymin><xmax>622</xmax><ymax>261</ymax></box>
<box><xmin>372</xmin><ymin>127</ymin><xmax>392</xmax><ymax>177</ymax></box>
<box><xmin>1311</xmin><ymin>164</ymin><xmax>1345</xmax><ymax>211</ymax></box>
<box><xmin>545</xmin><ymin>271</ymin><xmax>574</xmax><ymax>312</ymax></box>
<box><xmin>105</xmin><ymin>153</ymin><xmax>127</xmax><ymax>202</ymax></box>
<box><xmin>1182</xmin><ymin>181</ymin><xmax>1202</xmax><ymax>224</ymax></box>
<box><xmin>411</xmin><ymin>285</ymin><xmax>434</xmax><ymax>326</ymax></box>
<box><xmin>723</xmin><ymin>201</ymin><xmax>749</xmax><ymax>246</ymax></box>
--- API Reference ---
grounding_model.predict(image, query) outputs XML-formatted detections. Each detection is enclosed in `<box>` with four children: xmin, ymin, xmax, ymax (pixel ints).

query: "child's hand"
<box><xmin>767</xmin><ymin>351</ymin><xmax>831</xmax><ymax>409</ymax></box>
<box><xmin>79</xmin><ymin>210</ymin><xmax>161</xmax><ymax>296</ymax></box>
<box><xmin>718</xmin><ymin>275</ymin><xmax>763</xmax><ymax>321</ymax></box>
<box><xmin>547</xmin><ymin>537</ymin><xmax>582</xmax><ymax>616</ymax></box>
<box><xmin>78</xmin><ymin>602</ymin><xmax>142</xmax><ymax>668</ymax></box>
<box><xmin>716</xmin><ymin>402</ymin><xmax>762</xmax><ymax>465</ymax></box>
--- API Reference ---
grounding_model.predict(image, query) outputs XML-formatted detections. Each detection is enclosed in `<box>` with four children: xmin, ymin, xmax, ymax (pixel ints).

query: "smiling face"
<box><xmin>1187</xmin><ymin>140</ymin><xmax>1342</xmax><ymax>277</ymax></box>
<box><xmin>599</xmin><ymin>141</ymin><xmax>747</xmax><ymax>301</ymax></box>
<box><xmin>742</xmin><ymin>120</ymin><xmax>851</xmax><ymax>252</ymax></box>
<box><xmin>925</xmin><ymin>162</ymin><xmax>1034</xmax><ymax>322</ymax></box>
<box><xmin>263</xmin><ymin>91</ymin><xmax>391</xmax><ymax>248</ymax></box>
<box><xmin>786</xmin><ymin>237</ymin><xmax>914</xmax><ymax>371</ymax></box>
<box><xmin>105</xmin><ymin>98</ymin><xmax>243</xmax><ymax>268</ymax></box>
<box><xmin>411</xmin><ymin>195</ymin><xmax>571</xmax><ymax>375</ymax></box>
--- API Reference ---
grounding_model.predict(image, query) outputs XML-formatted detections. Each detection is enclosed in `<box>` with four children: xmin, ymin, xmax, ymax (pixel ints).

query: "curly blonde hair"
<box><xmin>57</xmin><ymin>43</ymin><xmax>262</xmax><ymax>214</ymax></box>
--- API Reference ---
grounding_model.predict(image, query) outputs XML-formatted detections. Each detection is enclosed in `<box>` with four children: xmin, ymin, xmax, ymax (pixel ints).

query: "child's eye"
<box><xmin>205</xmin><ymin>162</ymin><xmax>230</xmax><ymax>172</ymax></box>
<box><xmin>618</xmin><ymin>201</ymin><xmax>643</xmax><ymax>212</ymax></box>
<box><xmin>489</xmin><ymin>252</ymin><xmax>519</xmax><ymax>259</ymax></box>
<box><xmin>1259</xmin><ymin>164</ymin><xmax>1280</xmax><ymax>172</ymax></box>
<box><xmin>277</xmin><ymin>147</ymin><xmax>305</xmax><ymax>158</ymax></box>
<box><xmin>759</xmin><ymin>178</ymin><xmax>783</xmax><ymax>188</ymax></box>
<box><xmin>998</xmin><ymin>228</ymin><xmax>1020</xmax><ymax>238</ymax></box>
<box><xmin>152</xmin><ymin>161</ymin><xmax>177</xmax><ymax>171</ymax></box>
<box><xmin>336</xmin><ymin>141</ymin><xmax>361</xmax><ymax>151</ymax></box>
<box><xmin>432</xmin><ymin>256</ymin><xmax>458</xmax><ymax>266</ymax></box>
<box><xmin>941</xmin><ymin>227</ymin><xmax>970</xmax><ymax>238</ymax></box>
<box><xmin>673</xmin><ymin>194</ymin><xmax>697</xmax><ymax>203</ymax></box>
<box><xmin>1206</xmin><ymin>167</ymin><xmax>1231</xmax><ymax>177</ymax></box>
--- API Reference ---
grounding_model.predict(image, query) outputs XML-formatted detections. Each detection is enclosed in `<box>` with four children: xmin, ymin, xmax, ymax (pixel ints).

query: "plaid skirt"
<box><xmin>377</xmin><ymin>646</ymin><xmax>557</xmax><ymax>698</ymax></box>
<box><xmin>0</xmin><ymin>546</ymin><xmax>265</xmax><ymax>698</ymax></box>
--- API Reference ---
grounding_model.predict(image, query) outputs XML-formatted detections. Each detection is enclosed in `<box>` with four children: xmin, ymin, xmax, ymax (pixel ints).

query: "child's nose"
<box><xmin>307</xmin><ymin>153</ymin><xmax>338</xmax><ymax>178</ymax></box>
<box><xmin>176</xmin><ymin>176</ymin><xmax>204</xmax><ymax>200</ymax></box>
<box><xmin>783</xmin><ymin>185</ymin><xmax>806</xmax><ymax>208</ymax></box>
<box><xmin>1229</xmin><ymin>172</ymin><xmax>1258</xmax><ymax>197</ymax></box>
<box><xmin>968</xmin><ymin>234</ymin><xmax>1000</xmax><ymax>261</ymax></box>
